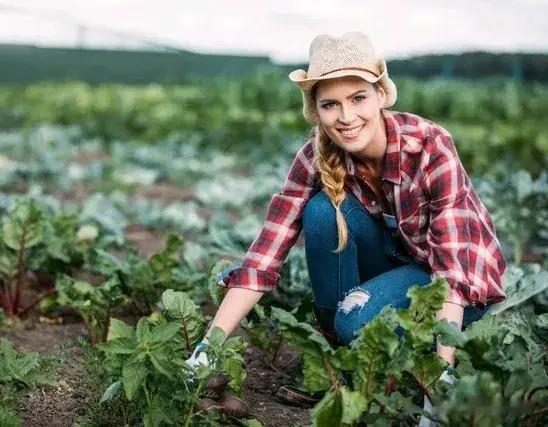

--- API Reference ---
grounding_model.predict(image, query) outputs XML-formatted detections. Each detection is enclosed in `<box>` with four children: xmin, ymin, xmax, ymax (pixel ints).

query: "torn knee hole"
<box><xmin>338</xmin><ymin>290</ymin><xmax>371</xmax><ymax>315</ymax></box>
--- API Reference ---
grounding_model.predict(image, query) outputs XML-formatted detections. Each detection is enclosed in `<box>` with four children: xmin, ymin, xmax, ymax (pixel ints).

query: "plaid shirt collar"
<box><xmin>344</xmin><ymin>109</ymin><xmax>402</xmax><ymax>184</ymax></box>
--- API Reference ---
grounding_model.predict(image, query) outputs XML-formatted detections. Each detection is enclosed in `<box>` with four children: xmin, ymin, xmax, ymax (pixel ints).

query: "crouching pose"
<box><xmin>189</xmin><ymin>31</ymin><xmax>507</xmax><ymax>415</ymax></box>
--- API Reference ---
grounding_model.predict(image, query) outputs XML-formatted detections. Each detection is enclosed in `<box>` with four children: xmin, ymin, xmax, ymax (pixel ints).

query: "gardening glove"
<box><xmin>185</xmin><ymin>341</ymin><xmax>210</xmax><ymax>369</ymax></box>
<box><xmin>418</xmin><ymin>366</ymin><xmax>455</xmax><ymax>427</ymax></box>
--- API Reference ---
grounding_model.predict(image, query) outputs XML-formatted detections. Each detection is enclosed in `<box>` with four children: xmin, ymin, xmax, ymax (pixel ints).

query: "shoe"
<box><xmin>275</xmin><ymin>385</ymin><xmax>324</xmax><ymax>408</ymax></box>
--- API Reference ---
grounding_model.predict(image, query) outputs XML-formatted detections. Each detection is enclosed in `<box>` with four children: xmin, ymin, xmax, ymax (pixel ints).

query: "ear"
<box><xmin>375</xmin><ymin>84</ymin><xmax>387</xmax><ymax>105</ymax></box>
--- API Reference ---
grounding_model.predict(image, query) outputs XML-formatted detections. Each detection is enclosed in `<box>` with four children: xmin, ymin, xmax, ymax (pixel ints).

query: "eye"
<box><xmin>354</xmin><ymin>95</ymin><xmax>366</xmax><ymax>102</ymax></box>
<box><xmin>321</xmin><ymin>102</ymin><xmax>336</xmax><ymax>110</ymax></box>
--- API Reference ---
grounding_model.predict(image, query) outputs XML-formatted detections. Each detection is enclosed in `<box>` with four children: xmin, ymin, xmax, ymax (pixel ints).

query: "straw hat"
<box><xmin>289</xmin><ymin>32</ymin><xmax>397</xmax><ymax>124</ymax></box>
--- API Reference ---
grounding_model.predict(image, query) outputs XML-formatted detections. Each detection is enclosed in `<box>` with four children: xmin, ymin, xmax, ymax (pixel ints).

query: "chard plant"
<box><xmin>272</xmin><ymin>278</ymin><xmax>548</xmax><ymax>426</ymax></box>
<box><xmin>0</xmin><ymin>338</ymin><xmax>57</xmax><ymax>427</ymax></box>
<box><xmin>0</xmin><ymin>198</ymin><xmax>106</xmax><ymax>318</ymax></box>
<box><xmin>0</xmin><ymin>338</ymin><xmax>56</xmax><ymax>389</ymax></box>
<box><xmin>0</xmin><ymin>200</ymin><xmax>44</xmax><ymax>317</ymax></box>
<box><xmin>56</xmin><ymin>275</ymin><xmax>125</xmax><ymax>345</ymax></box>
<box><xmin>97</xmin><ymin>289</ymin><xmax>250</xmax><ymax>426</ymax></box>
<box><xmin>88</xmin><ymin>234</ymin><xmax>207</xmax><ymax>314</ymax></box>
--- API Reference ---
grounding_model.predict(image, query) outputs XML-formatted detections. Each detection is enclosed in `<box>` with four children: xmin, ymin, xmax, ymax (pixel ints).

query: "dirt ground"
<box><xmin>3</xmin><ymin>315</ymin><xmax>310</xmax><ymax>427</ymax></box>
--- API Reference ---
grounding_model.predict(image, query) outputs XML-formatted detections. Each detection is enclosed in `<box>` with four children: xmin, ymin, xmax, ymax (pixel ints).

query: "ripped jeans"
<box><xmin>302</xmin><ymin>190</ymin><xmax>491</xmax><ymax>346</ymax></box>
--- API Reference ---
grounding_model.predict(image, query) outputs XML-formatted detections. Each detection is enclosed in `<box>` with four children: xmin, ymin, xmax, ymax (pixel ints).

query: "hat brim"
<box><xmin>289</xmin><ymin>66</ymin><xmax>384</xmax><ymax>92</ymax></box>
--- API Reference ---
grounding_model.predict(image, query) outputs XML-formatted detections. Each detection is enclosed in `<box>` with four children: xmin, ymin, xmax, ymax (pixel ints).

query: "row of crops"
<box><xmin>0</xmin><ymin>71</ymin><xmax>547</xmax><ymax>426</ymax></box>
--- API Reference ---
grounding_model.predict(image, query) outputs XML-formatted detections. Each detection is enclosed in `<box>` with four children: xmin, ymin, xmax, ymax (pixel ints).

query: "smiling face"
<box><xmin>313</xmin><ymin>76</ymin><xmax>387</xmax><ymax>163</ymax></box>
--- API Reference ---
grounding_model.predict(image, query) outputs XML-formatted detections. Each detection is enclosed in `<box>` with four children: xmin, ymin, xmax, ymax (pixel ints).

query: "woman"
<box><xmin>188</xmin><ymin>31</ymin><xmax>507</xmax><ymax>413</ymax></box>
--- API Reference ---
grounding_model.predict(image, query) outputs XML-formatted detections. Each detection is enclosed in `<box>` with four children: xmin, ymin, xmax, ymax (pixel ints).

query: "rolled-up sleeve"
<box><xmin>424</xmin><ymin>130</ymin><xmax>490</xmax><ymax>308</ymax></box>
<box><xmin>224</xmin><ymin>136</ymin><xmax>319</xmax><ymax>292</ymax></box>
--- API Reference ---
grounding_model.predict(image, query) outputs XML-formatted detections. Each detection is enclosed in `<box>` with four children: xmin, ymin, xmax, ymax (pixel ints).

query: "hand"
<box><xmin>418</xmin><ymin>366</ymin><xmax>455</xmax><ymax>427</ymax></box>
<box><xmin>185</xmin><ymin>341</ymin><xmax>210</xmax><ymax>369</ymax></box>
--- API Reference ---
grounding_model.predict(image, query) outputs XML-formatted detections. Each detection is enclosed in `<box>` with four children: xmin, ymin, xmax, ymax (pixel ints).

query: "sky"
<box><xmin>0</xmin><ymin>0</ymin><xmax>546</xmax><ymax>63</ymax></box>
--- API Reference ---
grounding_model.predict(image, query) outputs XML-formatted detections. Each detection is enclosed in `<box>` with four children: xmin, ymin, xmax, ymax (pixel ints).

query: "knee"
<box><xmin>334</xmin><ymin>289</ymin><xmax>372</xmax><ymax>345</ymax></box>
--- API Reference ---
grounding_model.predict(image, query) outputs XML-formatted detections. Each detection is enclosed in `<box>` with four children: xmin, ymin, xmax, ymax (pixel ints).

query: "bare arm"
<box><xmin>435</xmin><ymin>301</ymin><xmax>464</xmax><ymax>367</ymax></box>
<box><xmin>204</xmin><ymin>287</ymin><xmax>264</xmax><ymax>340</ymax></box>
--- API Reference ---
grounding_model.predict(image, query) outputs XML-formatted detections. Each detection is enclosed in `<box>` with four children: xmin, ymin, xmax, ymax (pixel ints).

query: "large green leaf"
<box><xmin>122</xmin><ymin>358</ymin><xmax>147</xmax><ymax>400</ymax></box>
<box><xmin>2</xmin><ymin>200</ymin><xmax>43</xmax><ymax>251</ymax></box>
<box><xmin>341</xmin><ymin>386</ymin><xmax>367</xmax><ymax>424</ymax></box>
<box><xmin>107</xmin><ymin>318</ymin><xmax>135</xmax><ymax>341</ymax></box>
<box><xmin>302</xmin><ymin>353</ymin><xmax>331</xmax><ymax>393</ymax></box>
<box><xmin>310</xmin><ymin>389</ymin><xmax>342</xmax><ymax>426</ymax></box>
<box><xmin>100</xmin><ymin>380</ymin><xmax>122</xmax><ymax>403</ymax></box>
<box><xmin>149</xmin><ymin>322</ymin><xmax>180</xmax><ymax>346</ymax></box>
<box><xmin>489</xmin><ymin>269</ymin><xmax>548</xmax><ymax>315</ymax></box>
<box><xmin>161</xmin><ymin>289</ymin><xmax>205</xmax><ymax>350</ymax></box>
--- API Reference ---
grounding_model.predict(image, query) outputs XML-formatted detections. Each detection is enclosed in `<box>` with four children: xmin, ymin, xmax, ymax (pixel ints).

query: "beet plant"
<box><xmin>0</xmin><ymin>198</ymin><xmax>107</xmax><ymax>318</ymax></box>
<box><xmin>97</xmin><ymin>289</ymin><xmax>251</xmax><ymax>426</ymax></box>
<box><xmin>272</xmin><ymin>278</ymin><xmax>548</xmax><ymax>426</ymax></box>
<box><xmin>56</xmin><ymin>275</ymin><xmax>125</xmax><ymax>345</ymax></box>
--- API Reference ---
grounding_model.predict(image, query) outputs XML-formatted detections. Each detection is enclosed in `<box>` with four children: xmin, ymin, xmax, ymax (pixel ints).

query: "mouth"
<box><xmin>338</xmin><ymin>124</ymin><xmax>364</xmax><ymax>139</ymax></box>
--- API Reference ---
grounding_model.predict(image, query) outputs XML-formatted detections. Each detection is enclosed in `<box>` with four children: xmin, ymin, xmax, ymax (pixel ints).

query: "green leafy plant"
<box><xmin>0</xmin><ymin>198</ymin><xmax>107</xmax><ymax>318</ymax></box>
<box><xmin>272</xmin><ymin>278</ymin><xmax>548</xmax><ymax>426</ymax></box>
<box><xmin>97</xmin><ymin>289</ymin><xmax>249</xmax><ymax>426</ymax></box>
<box><xmin>0</xmin><ymin>338</ymin><xmax>56</xmax><ymax>388</ymax></box>
<box><xmin>476</xmin><ymin>170</ymin><xmax>548</xmax><ymax>264</ymax></box>
<box><xmin>56</xmin><ymin>275</ymin><xmax>124</xmax><ymax>345</ymax></box>
<box><xmin>0</xmin><ymin>200</ymin><xmax>45</xmax><ymax>317</ymax></box>
<box><xmin>431</xmin><ymin>310</ymin><xmax>548</xmax><ymax>426</ymax></box>
<box><xmin>88</xmin><ymin>234</ymin><xmax>207</xmax><ymax>314</ymax></box>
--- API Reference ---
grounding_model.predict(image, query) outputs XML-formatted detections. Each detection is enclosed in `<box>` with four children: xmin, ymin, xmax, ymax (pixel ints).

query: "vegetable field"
<box><xmin>0</xmin><ymin>70</ymin><xmax>547</xmax><ymax>426</ymax></box>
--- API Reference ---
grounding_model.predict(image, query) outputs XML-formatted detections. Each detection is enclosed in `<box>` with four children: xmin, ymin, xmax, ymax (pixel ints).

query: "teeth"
<box><xmin>341</xmin><ymin>125</ymin><xmax>363</xmax><ymax>136</ymax></box>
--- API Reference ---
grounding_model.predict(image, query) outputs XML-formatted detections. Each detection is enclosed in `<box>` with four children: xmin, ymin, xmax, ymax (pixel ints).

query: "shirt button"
<box><xmin>372</xmin><ymin>201</ymin><xmax>376</xmax><ymax>206</ymax></box>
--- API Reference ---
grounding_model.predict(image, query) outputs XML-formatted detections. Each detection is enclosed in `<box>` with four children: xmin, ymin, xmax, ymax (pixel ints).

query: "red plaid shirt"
<box><xmin>225</xmin><ymin>109</ymin><xmax>507</xmax><ymax>309</ymax></box>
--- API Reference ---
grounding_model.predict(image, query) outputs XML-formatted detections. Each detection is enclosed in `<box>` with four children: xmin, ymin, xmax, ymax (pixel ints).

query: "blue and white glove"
<box><xmin>185</xmin><ymin>341</ymin><xmax>210</xmax><ymax>369</ymax></box>
<box><xmin>418</xmin><ymin>366</ymin><xmax>455</xmax><ymax>427</ymax></box>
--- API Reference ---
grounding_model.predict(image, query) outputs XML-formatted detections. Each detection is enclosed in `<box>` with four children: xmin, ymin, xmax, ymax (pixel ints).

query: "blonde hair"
<box><xmin>313</xmin><ymin>122</ymin><xmax>349</xmax><ymax>253</ymax></box>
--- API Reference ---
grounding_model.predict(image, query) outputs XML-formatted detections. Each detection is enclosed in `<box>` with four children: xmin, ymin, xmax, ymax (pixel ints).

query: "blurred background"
<box><xmin>0</xmin><ymin>0</ymin><xmax>546</xmax><ymax>295</ymax></box>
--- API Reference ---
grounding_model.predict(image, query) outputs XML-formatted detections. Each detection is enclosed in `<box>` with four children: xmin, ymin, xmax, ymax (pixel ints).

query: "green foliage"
<box><xmin>0</xmin><ymin>338</ymin><xmax>56</xmax><ymax>389</ymax></box>
<box><xmin>0</xmin><ymin>198</ymin><xmax>109</xmax><ymax>318</ymax></box>
<box><xmin>208</xmin><ymin>259</ymin><xmax>232</xmax><ymax>306</ymax></box>
<box><xmin>0</xmin><ymin>406</ymin><xmax>20</xmax><ymax>427</ymax></box>
<box><xmin>161</xmin><ymin>289</ymin><xmax>206</xmax><ymax>355</ymax></box>
<box><xmin>489</xmin><ymin>264</ymin><xmax>548</xmax><ymax>315</ymax></box>
<box><xmin>432</xmin><ymin>310</ymin><xmax>548</xmax><ymax>425</ymax></box>
<box><xmin>97</xmin><ymin>294</ymin><xmax>247</xmax><ymax>426</ymax></box>
<box><xmin>88</xmin><ymin>233</ymin><xmax>208</xmax><ymax>313</ymax></box>
<box><xmin>476</xmin><ymin>170</ymin><xmax>547</xmax><ymax>264</ymax></box>
<box><xmin>274</xmin><ymin>278</ymin><xmax>548</xmax><ymax>426</ymax></box>
<box><xmin>2</xmin><ymin>78</ymin><xmax>546</xmax><ymax>175</ymax></box>
<box><xmin>56</xmin><ymin>275</ymin><xmax>125</xmax><ymax>345</ymax></box>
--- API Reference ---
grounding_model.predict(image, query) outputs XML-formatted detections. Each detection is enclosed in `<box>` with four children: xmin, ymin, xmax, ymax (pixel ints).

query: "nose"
<box><xmin>339</xmin><ymin>103</ymin><xmax>356</xmax><ymax>124</ymax></box>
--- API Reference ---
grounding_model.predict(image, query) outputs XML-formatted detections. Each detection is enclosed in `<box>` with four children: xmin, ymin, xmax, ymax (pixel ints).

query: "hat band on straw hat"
<box><xmin>319</xmin><ymin>66</ymin><xmax>379</xmax><ymax>78</ymax></box>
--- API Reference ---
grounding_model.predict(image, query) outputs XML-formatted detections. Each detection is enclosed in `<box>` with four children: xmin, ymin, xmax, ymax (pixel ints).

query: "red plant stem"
<box><xmin>405</xmin><ymin>369</ymin><xmax>432</xmax><ymax>403</ymax></box>
<box><xmin>385</xmin><ymin>374</ymin><xmax>396</xmax><ymax>396</ymax></box>
<box><xmin>18</xmin><ymin>287</ymin><xmax>56</xmax><ymax>317</ymax></box>
<box><xmin>2</xmin><ymin>279</ymin><xmax>15</xmax><ymax>316</ymax></box>
<box><xmin>14</xmin><ymin>226</ymin><xmax>28</xmax><ymax>312</ymax></box>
